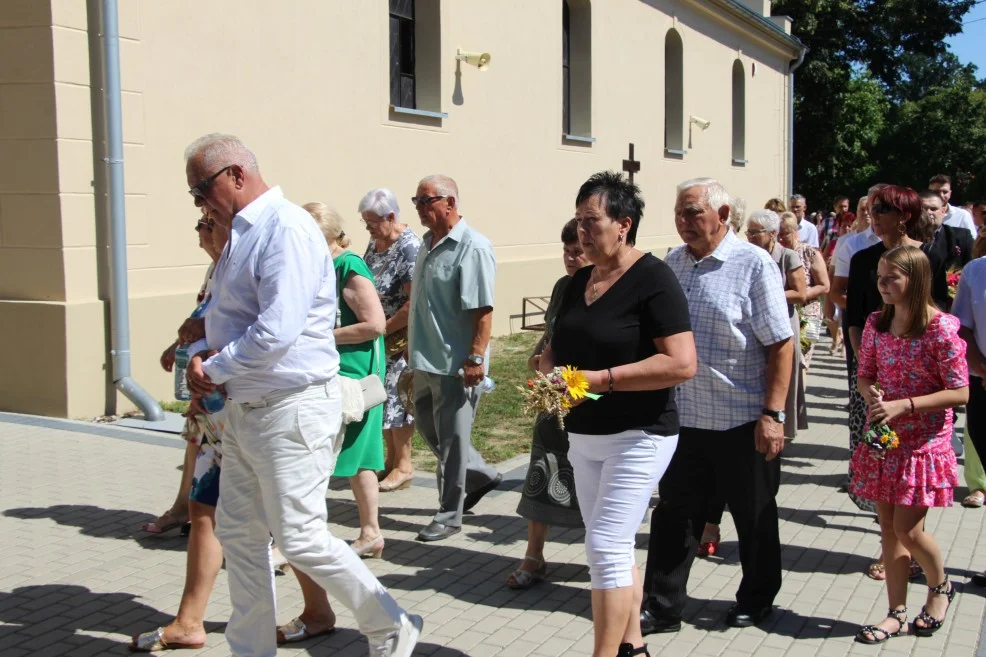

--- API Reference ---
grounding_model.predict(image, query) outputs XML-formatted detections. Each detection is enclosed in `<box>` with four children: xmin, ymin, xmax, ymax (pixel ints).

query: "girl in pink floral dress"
<box><xmin>850</xmin><ymin>246</ymin><xmax>968</xmax><ymax>645</ymax></box>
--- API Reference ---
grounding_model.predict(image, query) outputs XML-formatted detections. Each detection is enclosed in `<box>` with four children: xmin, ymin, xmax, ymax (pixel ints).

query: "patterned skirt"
<box><xmin>846</xmin><ymin>363</ymin><xmax>876</xmax><ymax>513</ymax></box>
<box><xmin>516</xmin><ymin>413</ymin><xmax>584</xmax><ymax>528</ymax></box>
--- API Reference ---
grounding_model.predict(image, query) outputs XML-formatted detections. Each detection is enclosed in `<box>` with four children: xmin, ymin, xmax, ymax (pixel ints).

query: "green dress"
<box><xmin>333</xmin><ymin>250</ymin><xmax>386</xmax><ymax>477</ymax></box>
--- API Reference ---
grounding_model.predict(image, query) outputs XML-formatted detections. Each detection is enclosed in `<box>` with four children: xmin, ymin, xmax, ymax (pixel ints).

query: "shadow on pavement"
<box><xmin>0</xmin><ymin>584</ymin><xmax>222</xmax><ymax>655</ymax></box>
<box><xmin>4</xmin><ymin>505</ymin><xmax>187</xmax><ymax>551</ymax></box>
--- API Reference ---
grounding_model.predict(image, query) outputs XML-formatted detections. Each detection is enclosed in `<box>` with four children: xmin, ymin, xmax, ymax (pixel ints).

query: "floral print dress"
<box><xmin>363</xmin><ymin>227</ymin><xmax>422</xmax><ymax>429</ymax></box>
<box><xmin>849</xmin><ymin>312</ymin><xmax>968</xmax><ymax>507</ymax></box>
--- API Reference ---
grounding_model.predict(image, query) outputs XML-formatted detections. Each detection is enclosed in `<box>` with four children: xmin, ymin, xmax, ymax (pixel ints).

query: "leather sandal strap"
<box><xmin>887</xmin><ymin>607</ymin><xmax>907</xmax><ymax>624</ymax></box>
<box><xmin>858</xmin><ymin>625</ymin><xmax>892</xmax><ymax>641</ymax></box>
<box><xmin>929</xmin><ymin>577</ymin><xmax>950</xmax><ymax>595</ymax></box>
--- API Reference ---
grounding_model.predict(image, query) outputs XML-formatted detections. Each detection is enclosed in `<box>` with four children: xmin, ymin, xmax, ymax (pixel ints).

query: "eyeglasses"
<box><xmin>188</xmin><ymin>165</ymin><xmax>232</xmax><ymax>198</ymax></box>
<box><xmin>410</xmin><ymin>195</ymin><xmax>447</xmax><ymax>207</ymax></box>
<box><xmin>871</xmin><ymin>203</ymin><xmax>895</xmax><ymax>215</ymax></box>
<box><xmin>746</xmin><ymin>228</ymin><xmax>769</xmax><ymax>236</ymax></box>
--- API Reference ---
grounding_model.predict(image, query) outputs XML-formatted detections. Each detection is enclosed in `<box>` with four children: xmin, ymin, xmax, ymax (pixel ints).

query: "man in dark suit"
<box><xmin>920</xmin><ymin>190</ymin><xmax>973</xmax><ymax>312</ymax></box>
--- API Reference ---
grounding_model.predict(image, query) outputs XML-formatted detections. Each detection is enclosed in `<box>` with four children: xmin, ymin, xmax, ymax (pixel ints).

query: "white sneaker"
<box><xmin>368</xmin><ymin>614</ymin><xmax>423</xmax><ymax>657</ymax></box>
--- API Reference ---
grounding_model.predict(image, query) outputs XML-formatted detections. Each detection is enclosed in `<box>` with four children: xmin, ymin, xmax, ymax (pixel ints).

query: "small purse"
<box><xmin>384</xmin><ymin>327</ymin><xmax>408</xmax><ymax>358</ymax></box>
<box><xmin>358</xmin><ymin>373</ymin><xmax>387</xmax><ymax>410</ymax></box>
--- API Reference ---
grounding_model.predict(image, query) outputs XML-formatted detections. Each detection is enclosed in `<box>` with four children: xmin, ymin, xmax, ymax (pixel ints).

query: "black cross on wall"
<box><xmin>622</xmin><ymin>143</ymin><xmax>640</xmax><ymax>184</ymax></box>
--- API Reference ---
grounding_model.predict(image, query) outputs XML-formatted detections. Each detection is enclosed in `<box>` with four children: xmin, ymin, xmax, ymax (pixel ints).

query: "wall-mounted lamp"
<box><xmin>456</xmin><ymin>48</ymin><xmax>491</xmax><ymax>71</ymax></box>
<box><xmin>690</xmin><ymin>116</ymin><xmax>711</xmax><ymax>130</ymax></box>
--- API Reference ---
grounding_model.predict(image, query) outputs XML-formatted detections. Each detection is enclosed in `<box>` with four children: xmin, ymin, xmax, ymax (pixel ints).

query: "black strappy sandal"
<box><xmin>854</xmin><ymin>607</ymin><xmax>907</xmax><ymax>644</ymax></box>
<box><xmin>616</xmin><ymin>643</ymin><xmax>650</xmax><ymax>656</ymax></box>
<box><xmin>914</xmin><ymin>577</ymin><xmax>955</xmax><ymax>637</ymax></box>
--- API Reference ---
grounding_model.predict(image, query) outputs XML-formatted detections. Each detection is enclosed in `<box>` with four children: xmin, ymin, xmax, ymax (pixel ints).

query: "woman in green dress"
<box><xmin>273</xmin><ymin>203</ymin><xmax>387</xmax><ymax>646</ymax></box>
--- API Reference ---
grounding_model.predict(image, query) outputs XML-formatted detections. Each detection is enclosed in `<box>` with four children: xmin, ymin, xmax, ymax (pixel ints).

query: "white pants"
<box><xmin>568</xmin><ymin>429</ymin><xmax>678</xmax><ymax>589</ymax></box>
<box><xmin>216</xmin><ymin>379</ymin><xmax>405</xmax><ymax>657</ymax></box>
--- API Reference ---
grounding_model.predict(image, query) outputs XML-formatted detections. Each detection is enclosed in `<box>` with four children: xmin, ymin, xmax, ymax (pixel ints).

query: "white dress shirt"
<box><xmin>832</xmin><ymin>226</ymin><xmax>882</xmax><ymax>278</ymax></box>
<box><xmin>666</xmin><ymin>230</ymin><xmax>794</xmax><ymax>431</ymax></box>
<box><xmin>944</xmin><ymin>204</ymin><xmax>977</xmax><ymax>239</ymax></box>
<box><xmin>192</xmin><ymin>186</ymin><xmax>340</xmax><ymax>403</ymax></box>
<box><xmin>798</xmin><ymin>219</ymin><xmax>820</xmax><ymax>247</ymax></box>
<box><xmin>952</xmin><ymin>256</ymin><xmax>986</xmax><ymax>358</ymax></box>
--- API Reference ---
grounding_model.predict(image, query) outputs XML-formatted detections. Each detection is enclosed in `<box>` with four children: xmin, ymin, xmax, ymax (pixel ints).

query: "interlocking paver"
<box><xmin>1</xmin><ymin>350</ymin><xmax>985</xmax><ymax>655</ymax></box>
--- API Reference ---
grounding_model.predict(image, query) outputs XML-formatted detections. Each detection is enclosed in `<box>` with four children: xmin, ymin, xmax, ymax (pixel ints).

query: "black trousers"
<box><xmin>643</xmin><ymin>422</ymin><xmax>781</xmax><ymax>618</ymax></box>
<box><xmin>966</xmin><ymin>377</ymin><xmax>986</xmax><ymax>463</ymax></box>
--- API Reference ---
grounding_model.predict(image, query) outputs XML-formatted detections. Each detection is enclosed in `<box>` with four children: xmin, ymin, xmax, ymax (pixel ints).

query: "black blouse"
<box><xmin>551</xmin><ymin>254</ymin><xmax>692</xmax><ymax>436</ymax></box>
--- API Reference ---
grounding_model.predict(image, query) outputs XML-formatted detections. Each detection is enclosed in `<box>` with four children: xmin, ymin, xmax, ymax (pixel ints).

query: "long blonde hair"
<box><xmin>304</xmin><ymin>202</ymin><xmax>350</xmax><ymax>248</ymax></box>
<box><xmin>875</xmin><ymin>246</ymin><xmax>935</xmax><ymax>337</ymax></box>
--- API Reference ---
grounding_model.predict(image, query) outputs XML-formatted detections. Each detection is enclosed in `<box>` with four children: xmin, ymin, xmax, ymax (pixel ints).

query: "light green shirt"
<box><xmin>408</xmin><ymin>218</ymin><xmax>496</xmax><ymax>375</ymax></box>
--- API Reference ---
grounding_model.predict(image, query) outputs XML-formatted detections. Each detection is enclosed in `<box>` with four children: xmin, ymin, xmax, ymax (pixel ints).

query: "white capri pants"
<box><xmin>568</xmin><ymin>429</ymin><xmax>678</xmax><ymax>589</ymax></box>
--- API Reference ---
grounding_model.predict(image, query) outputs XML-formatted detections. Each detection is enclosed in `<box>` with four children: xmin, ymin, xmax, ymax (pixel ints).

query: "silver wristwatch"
<box><xmin>466</xmin><ymin>354</ymin><xmax>485</xmax><ymax>366</ymax></box>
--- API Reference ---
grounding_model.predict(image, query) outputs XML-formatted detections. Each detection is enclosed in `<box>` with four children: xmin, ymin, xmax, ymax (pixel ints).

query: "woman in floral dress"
<box><xmin>359</xmin><ymin>188</ymin><xmax>422</xmax><ymax>491</ymax></box>
<box><xmin>850</xmin><ymin>246</ymin><xmax>968</xmax><ymax>644</ymax></box>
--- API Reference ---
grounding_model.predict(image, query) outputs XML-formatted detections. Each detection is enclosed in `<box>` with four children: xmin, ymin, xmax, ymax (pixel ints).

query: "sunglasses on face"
<box><xmin>411</xmin><ymin>195</ymin><xmax>447</xmax><ymax>207</ymax></box>
<box><xmin>188</xmin><ymin>165</ymin><xmax>232</xmax><ymax>198</ymax></box>
<box><xmin>871</xmin><ymin>203</ymin><xmax>895</xmax><ymax>215</ymax></box>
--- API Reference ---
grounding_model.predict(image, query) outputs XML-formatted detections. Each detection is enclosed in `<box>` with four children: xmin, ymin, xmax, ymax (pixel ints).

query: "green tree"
<box><xmin>772</xmin><ymin>0</ymin><xmax>977</xmax><ymax>203</ymax></box>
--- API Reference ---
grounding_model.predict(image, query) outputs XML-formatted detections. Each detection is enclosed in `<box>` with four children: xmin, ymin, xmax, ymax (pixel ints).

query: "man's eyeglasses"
<box><xmin>411</xmin><ymin>195</ymin><xmax>447</xmax><ymax>207</ymax></box>
<box><xmin>188</xmin><ymin>165</ymin><xmax>232</xmax><ymax>198</ymax></box>
<box><xmin>871</xmin><ymin>203</ymin><xmax>895</xmax><ymax>215</ymax></box>
<box><xmin>747</xmin><ymin>228</ymin><xmax>769</xmax><ymax>236</ymax></box>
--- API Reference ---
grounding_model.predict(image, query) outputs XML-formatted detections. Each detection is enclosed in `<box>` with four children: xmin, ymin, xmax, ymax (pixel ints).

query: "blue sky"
<box><xmin>946</xmin><ymin>1</ymin><xmax>986</xmax><ymax>75</ymax></box>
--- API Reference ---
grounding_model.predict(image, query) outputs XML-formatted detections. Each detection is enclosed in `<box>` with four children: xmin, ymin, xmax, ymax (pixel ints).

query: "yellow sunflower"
<box><xmin>561</xmin><ymin>365</ymin><xmax>591</xmax><ymax>400</ymax></box>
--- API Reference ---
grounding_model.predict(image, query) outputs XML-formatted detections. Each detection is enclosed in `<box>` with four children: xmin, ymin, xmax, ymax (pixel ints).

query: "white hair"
<box><xmin>358</xmin><ymin>188</ymin><xmax>400</xmax><ymax>220</ymax></box>
<box><xmin>748</xmin><ymin>209</ymin><xmax>780</xmax><ymax>234</ymax></box>
<box><xmin>676</xmin><ymin>177</ymin><xmax>730</xmax><ymax>212</ymax></box>
<box><xmin>184</xmin><ymin>133</ymin><xmax>259</xmax><ymax>173</ymax></box>
<box><xmin>728</xmin><ymin>196</ymin><xmax>747</xmax><ymax>233</ymax></box>
<box><xmin>418</xmin><ymin>174</ymin><xmax>460</xmax><ymax>205</ymax></box>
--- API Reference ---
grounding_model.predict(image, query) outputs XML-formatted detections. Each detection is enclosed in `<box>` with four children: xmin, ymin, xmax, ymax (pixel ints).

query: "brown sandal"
<box><xmin>867</xmin><ymin>562</ymin><xmax>886</xmax><ymax>581</ymax></box>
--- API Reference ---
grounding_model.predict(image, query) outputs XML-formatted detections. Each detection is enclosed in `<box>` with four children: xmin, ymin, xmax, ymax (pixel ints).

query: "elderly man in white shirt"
<box><xmin>183</xmin><ymin>133</ymin><xmax>421</xmax><ymax>657</ymax></box>
<box><xmin>789</xmin><ymin>194</ymin><xmax>819</xmax><ymax>247</ymax></box>
<box><xmin>930</xmin><ymin>174</ymin><xmax>977</xmax><ymax>238</ymax></box>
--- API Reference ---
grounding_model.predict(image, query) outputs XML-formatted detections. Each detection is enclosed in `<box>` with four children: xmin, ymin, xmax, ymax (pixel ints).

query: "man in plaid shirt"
<box><xmin>642</xmin><ymin>178</ymin><xmax>794</xmax><ymax>633</ymax></box>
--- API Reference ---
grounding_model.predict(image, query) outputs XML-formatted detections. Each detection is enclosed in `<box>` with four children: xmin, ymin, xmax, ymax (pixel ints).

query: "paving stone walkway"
<box><xmin>1</xmin><ymin>350</ymin><xmax>985</xmax><ymax>656</ymax></box>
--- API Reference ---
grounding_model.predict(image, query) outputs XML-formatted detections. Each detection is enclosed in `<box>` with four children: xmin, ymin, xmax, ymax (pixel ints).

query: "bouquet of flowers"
<box><xmin>519</xmin><ymin>365</ymin><xmax>598</xmax><ymax>428</ymax></box>
<box><xmin>946</xmin><ymin>266</ymin><xmax>961</xmax><ymax>300</ymax></box>
<box><xmin>862</xmin><ymin>383</ymin><xmax>901</xmax><ymax>459</ymax></box>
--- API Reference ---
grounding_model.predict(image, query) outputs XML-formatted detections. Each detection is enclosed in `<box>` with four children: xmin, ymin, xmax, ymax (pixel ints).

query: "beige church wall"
<box><xmin>0</xmin><ymin>301</ymin><xmax>68</xmax><ymax>416</ymax></box>
<box><xmin>2</xmin><ymin>0</ymin><xmax>799</xmax><ymax>417</ymax></box>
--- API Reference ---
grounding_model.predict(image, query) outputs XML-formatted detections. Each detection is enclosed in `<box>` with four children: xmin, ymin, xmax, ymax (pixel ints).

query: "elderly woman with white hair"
<box><xmin>746</xmin><ymin>209</ymin><xmax>808</xmax><ymax>440</ymax></box>
<box><xmin>359</xmin><ymin>188</ymin><xmax>422</xmax><ymax>492</ymax></box>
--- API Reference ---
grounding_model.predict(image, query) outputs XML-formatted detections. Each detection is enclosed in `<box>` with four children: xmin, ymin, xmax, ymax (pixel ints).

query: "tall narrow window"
<box><xmin>389</xmin><ymin>0</ymin><xmax>415</xmax><ymax>109</ymax></box>
<box><xmin>389</xmin><ymin>0</ymin><xmax>442</xmax><ymax>115</ymax></box>
<box><xmin>732</xmin><ymin>59</ymin><xmax>746</xmax><ymax>163</ymax></box>
<box><xmin>664</xmin><ymin>29</ymin><xmax>684</xmax><ymax>155</ymax></box>
<box><xmin>562</xmin><ymin>1</ymin><xmax>571</xmax><ymax>134</ymax></box>
<box><xmin>563</xmin><ymin>1</ymin><xmax>592</xmax><ymax>139</ymax></box>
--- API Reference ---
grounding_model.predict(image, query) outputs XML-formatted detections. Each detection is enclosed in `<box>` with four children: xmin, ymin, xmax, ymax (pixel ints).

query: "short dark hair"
<box><xmin>919</xmin><ymin>189</ymin><xmax>943</xmax><ymax>202</ymax></box>
<box><xmin>929</xmin><ymin>174</ymin><xmax>951</xmax><ymax>187</ymax></box>
<box><xmin>575</xmin><ymin>171</ymin><xmax>644</xmax><ymax>246</ymax></box>
<box><xmin>561</xmin><ymin>218</ymin><xmax>579</xmax><ymax>245</ymax></box>
<box><xmin>833</xmin><ymin>195</ymin><xmax>850</xmax><ymax>206</ymax></box>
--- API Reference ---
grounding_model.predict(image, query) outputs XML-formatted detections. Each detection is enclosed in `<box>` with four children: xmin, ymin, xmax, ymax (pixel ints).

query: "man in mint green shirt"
<box><xmin>408</xmin><ymin>174</ymin><xmax>502</xmax><ymax>541</ymax></box>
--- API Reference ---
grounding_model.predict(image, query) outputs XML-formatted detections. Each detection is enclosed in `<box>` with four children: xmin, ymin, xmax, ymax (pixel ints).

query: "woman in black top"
<box><xmin>845</xmin><ymin>185</ymin><xmax>931</xmax><ymax>577</ymax></box>
<box><xmin>540</xmin><ymin>172</ymin><xmax>696</xmax><ymax>657</ymax></box>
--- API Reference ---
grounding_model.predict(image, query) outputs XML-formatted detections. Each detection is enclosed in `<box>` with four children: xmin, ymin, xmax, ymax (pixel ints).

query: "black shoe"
<box><xmin>725</xmin><ymin>604</ymin><xmax>774</xmax><ymax>628</ymax></box>
<box><xmin>640</xmin><ymin>608</ymin><xmax>681</xmax><ymax>635</ymax></box>
<box><xmin>417</xmin><ymin>521</ymin><xmax>461</xmax><ymax>542</ymax></box>
<box><xmin>616</xmin><ymin>643</ymin><xmax>650</xmax><ymax>657</ymax></box>
<box><xmin>972</xmin><ymin>572</ymin><xmax>986</xmax><ymax>587</ymax></box>
<box><xmin>463</xmin><ymin>473</ymin><xmax>503</xmax><ymax>512</ymax></box>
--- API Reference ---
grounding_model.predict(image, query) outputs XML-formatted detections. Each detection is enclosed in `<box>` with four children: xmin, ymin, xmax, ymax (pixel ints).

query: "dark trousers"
<box><xmin>643</xmin><ymin>422</ymin><xmax>781</xmax><ymax>618</ymax></box>
<box><xmin>966</xmin><ymin>377</ymin><xmax>986</xmax><ymax>463</ymax></box>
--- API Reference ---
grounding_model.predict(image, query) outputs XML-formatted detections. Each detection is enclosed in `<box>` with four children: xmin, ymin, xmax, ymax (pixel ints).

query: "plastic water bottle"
<box><xmin>201</xmin><ymin>388</ymin><xmax>226</xmax><ymax>414</ymax></box>
<box><xmin>173</xmin><ymin>301</ymin><xmax>208</xmax><ymax>402</ymax></box>
<box><xmin>457</xmin><ymin>368</ymin><xmax>495</xmax><ymax>392</ymax></box>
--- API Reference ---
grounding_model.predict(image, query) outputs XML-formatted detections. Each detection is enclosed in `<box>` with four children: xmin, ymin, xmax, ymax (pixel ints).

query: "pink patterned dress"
<box><xmin>849</xmin><ymin>312</ymin><xmax>968</xmax><ymax>507</ymax></box>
